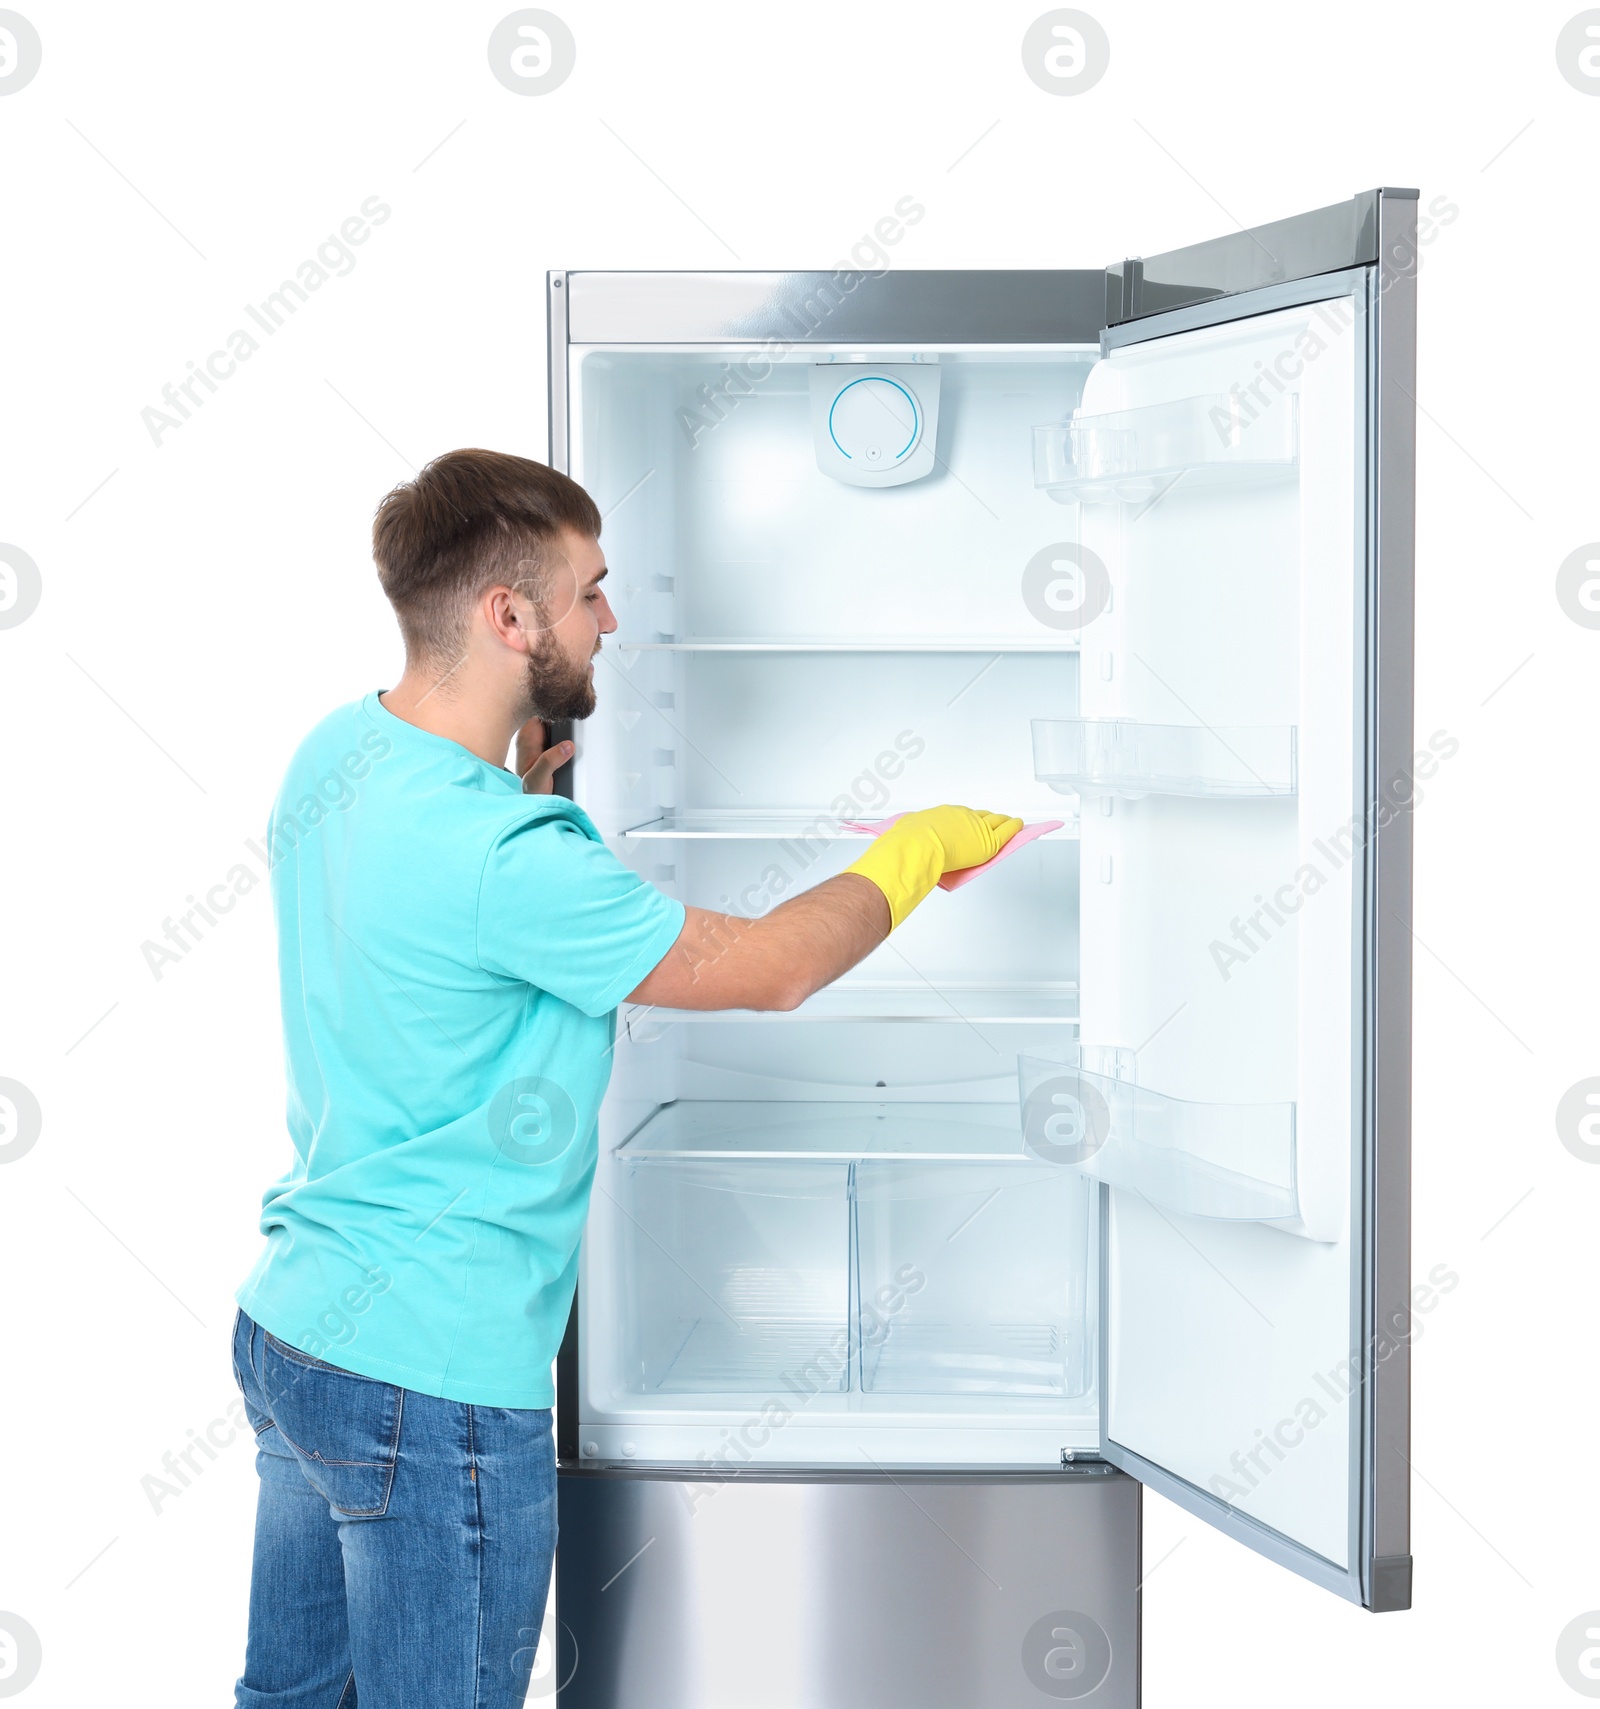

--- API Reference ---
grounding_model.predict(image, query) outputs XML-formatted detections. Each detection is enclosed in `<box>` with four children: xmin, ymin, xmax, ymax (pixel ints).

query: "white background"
<box><xmin>0</xmin><ymin>2</ymin><xmax>1595</xmax><ymax>1704</ymax></box>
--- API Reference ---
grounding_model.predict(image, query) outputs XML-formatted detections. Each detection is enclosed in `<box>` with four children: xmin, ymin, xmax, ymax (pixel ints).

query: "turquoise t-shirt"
<box><xmin>236</xmin><ymin>692</ymin><xmax>685</xmax><ymax>1407</ymax></box>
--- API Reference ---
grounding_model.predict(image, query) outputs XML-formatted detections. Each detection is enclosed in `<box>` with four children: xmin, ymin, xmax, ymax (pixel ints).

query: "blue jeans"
<box><xmin>231</xmin><ymin>1311</ymin><xmax>557</xmax><ymax>1708</ymax></box>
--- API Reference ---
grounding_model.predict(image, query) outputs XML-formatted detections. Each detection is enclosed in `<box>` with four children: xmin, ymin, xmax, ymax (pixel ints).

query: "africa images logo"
<box><xmin>1021</xmin><ymin>543</ymin><xmax>1111</xmax><ymax>632</ymax></box>
<box><xmin>0</xmin><ymin>546</ymin><xmax>41</xmax><ymax>631</ymax></box>
<box><xmin>1020</xmin><ymin>1609</ymin><xmax>1113</xmax><ymax>1698</ymax></box>
<box><xmin>0</xmin><ymin>1611</ymin><xmax>42</xmax><ymax>1697</ymax></box>
<box><xmin>0</xmin><ymin>12</ymin><xmax>42</xmax><ymax>96</ymax></box>
<box><xmin>488</xmin><ymin>1077</ymin><xmax>578</xmax><ymax>1167</ymax></box>
<box><xmin>0</xmin><ymin>1080</ymin><xmax>42</xmax><ymax>1166</ymax></box>
<box><xmin>1023</xmin><ymin>1073</ymin><xmax>1110</xmax><ymax>1167</ymax></box>
<box><xmin>487</xmin><ymin>10</ymin><xmax>576</xmax><ymax>95</ymax></box>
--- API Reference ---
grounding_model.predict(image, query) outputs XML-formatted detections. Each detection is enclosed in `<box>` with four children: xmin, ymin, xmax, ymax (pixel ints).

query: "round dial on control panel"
<box><xmin>827</xmin><ymin>376</ymin><xmax>922</xmax><ymax>467</ymax></box>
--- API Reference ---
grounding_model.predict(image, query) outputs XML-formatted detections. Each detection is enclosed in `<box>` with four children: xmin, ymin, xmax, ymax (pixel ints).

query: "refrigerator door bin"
<box><xmin>855</xmin><ymin>1160</ymin><xmax>1092</xmax><ymax>1397</ymax></box>
<box><xmin>1031</xmin><ymin>390</ymin><xmax>1298</xmax><ymax>505</ymax></box>
<box><xmin>1032</xmin><ymin>717</ymin><xmax>1297</xmax><ymax>799</ymax></box>
<box><xmin>1018</xmin><ymin>1054</ymin><xmax>1299</xmax><ymax>1227</ymax></box>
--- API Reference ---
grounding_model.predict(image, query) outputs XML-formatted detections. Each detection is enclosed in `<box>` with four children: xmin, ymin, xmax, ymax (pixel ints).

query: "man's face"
<box><xmin>523</xmin><ymin>527</ymin><xmax>615</xmax><ymax>721</ymax></box>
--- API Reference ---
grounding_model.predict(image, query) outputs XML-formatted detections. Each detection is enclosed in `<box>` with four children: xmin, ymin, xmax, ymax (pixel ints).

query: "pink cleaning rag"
<box><xmin>840</xmin><ymin>815</ymin><xmax>1066</xmax><ymax>890</ymax></box>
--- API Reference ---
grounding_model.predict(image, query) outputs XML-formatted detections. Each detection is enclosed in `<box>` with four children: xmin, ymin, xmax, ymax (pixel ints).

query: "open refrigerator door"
<box><xmin>1046</xmin><ymin>200</ymin><xmax>1416</xmax><ymax>1611</ymax></box>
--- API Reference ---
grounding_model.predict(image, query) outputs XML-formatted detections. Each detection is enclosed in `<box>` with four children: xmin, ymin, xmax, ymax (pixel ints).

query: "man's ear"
<box><xmin>483</xmin><ymin>585</ymin><xmax>533</xmax><ymax>654</ymax></box>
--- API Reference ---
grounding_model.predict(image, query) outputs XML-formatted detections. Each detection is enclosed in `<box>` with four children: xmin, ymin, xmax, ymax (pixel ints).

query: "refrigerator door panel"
<box><xmin>1078</xmin><ymin>193</ymin><xmax>1415</xmax><ymax>1611</ymax></box>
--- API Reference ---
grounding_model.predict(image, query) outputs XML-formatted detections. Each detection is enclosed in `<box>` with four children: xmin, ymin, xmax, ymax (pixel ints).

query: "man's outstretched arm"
<box><xmin>627</xmin><ymin>805</ymin><xmax>1022</xmax><ymax>1013</ymax></box>
<box><xmin>629</xmin><ymin>876</ymin><xmax>887</xmax><ymax>1012</ymax></box>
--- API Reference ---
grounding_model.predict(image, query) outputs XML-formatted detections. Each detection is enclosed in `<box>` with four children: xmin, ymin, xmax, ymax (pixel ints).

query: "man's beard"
<box><xmin>526</xmin><ymin>631</ymin><xmax>597</xmax><ymax>721</ymax></box>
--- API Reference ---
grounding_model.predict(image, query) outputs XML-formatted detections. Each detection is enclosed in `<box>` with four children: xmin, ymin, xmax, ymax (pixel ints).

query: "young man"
<box><xmin>230</xmin><ymin>449</ymin><xmax>1020</xmax><ymax>1709</ymax></box>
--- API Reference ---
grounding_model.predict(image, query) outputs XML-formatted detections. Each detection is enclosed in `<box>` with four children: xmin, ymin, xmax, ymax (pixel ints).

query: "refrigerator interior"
<box><xmin>568</xmin><ymin>347</ymin><xmax>1105</xmax><ymax>1467</ymax></box>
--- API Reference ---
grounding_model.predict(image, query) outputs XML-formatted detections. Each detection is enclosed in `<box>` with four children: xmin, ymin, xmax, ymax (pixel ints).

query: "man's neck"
<box><xmin>379</xmin><ymin>669</ymin><xmax>522</xmax><ymax>771</ymax></box>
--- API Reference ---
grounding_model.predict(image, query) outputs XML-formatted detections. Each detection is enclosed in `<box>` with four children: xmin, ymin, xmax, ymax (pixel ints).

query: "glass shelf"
<box><xmin>620</xmin><ymin>811</ymin><xmax>865</xmax><ymax>841</ymax></box>
<box><xmin>620</xmin><ymin>809</ymin><xmax>1082</xmax><ymax>840</ymax></box>
<box><xmin>1017</xmin><ymin>1055</ymin><xmax>1299</xmax><ymax>1225</ymax></box>
<box><xmin>1032</xmin><ymin>391</ymin><xmax>1298</xmax><ymax>506</ymax></box>
<box><xmin>615</xmin><ymin>637</ymin><xmax>1082</xmax><ymax>653</ymax></box>
<box><xmin>623</xmin><ymin>981</ymin><xmax>1079</xmax><ymax>1030</ymax></box>
<box><xmin>1031</xmin><ymin>717</ymin><xmax>1296</xmax><ymax>799</ymax></box>
<box><xmin>621</xmin><ymin>1100</ymin><xmax>1030</xmax><ymax>1162</ymax></box>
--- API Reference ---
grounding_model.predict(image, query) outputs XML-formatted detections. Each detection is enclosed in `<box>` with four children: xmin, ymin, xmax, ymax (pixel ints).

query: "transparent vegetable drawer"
<box><xmin>617</xmin><ymin>1175</ymin><xmax>849</xmax><ymax>1393</ymax></box>
<box><xmin>856</xmin><ymin>1158</ymin><xmax>1092</xmax><ymax>1398</ymax></box>
<box><xmin>614</xmin><ymin>1100</ymin><xmax>1093</xmax><ymax>1399</ymax></box>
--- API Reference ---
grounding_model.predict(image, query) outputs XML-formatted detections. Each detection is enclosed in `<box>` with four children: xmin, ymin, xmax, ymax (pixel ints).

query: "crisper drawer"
<box><xmin>618</xmin><ymin>1152</ymin><xmax>852</xmax><ymax>1395</ymax></box>
<box><xmin>614</xmin><ymin>1101</ymin><xmax>1092</xmax><ymax>1401</ymax></box>
<box><xmin>856</xmin><ymin>1160</ymin><xmax>1091</xmax><ymax>1398</ymax></box>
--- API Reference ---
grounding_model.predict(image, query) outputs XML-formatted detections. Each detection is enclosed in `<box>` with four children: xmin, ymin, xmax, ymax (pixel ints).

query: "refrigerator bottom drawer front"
<box><xmin>555</xmin><ymin>1466</ymin><xmax>1140</xmax><ymax>1709</ymax></box>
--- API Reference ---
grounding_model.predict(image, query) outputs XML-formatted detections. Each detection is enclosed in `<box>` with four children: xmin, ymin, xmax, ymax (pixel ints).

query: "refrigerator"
<box><xmin>543</xmin><ymin>187</ymin><xmax>1417</xmax><ymax>1708</ymax></box>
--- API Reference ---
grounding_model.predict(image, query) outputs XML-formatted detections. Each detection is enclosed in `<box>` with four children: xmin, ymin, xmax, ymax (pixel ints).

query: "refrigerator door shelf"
<box><xmin>1032</xmin><ymin>716</ymin><xmax>1298</xmax><ymax>799</ymax></box>
<box><xmin>1031</xmin><ymin>390</ymin><xmax>1299</xmax><ymax>506</ymax></box>
<box><xmin>622</xmin><ymin>981</ymin><xmax>1080</xmax><ymax>1030</ymax></box>
<box><xmin>1018</xmin><ymin>1055</ymin><xmax>1300</xmax><ymax>1228</ymax></box>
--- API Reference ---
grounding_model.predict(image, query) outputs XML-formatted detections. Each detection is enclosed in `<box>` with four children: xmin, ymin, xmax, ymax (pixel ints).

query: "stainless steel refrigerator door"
<box><xmin>1081</xmin><ymin>190</ymin><xmax>1416</xmax><ymax>1611</ymax></box>
<box><xmin>556</xmin><ymin>1466</ymin><xmax>1139</xmax><ymax>1709</ymax></box>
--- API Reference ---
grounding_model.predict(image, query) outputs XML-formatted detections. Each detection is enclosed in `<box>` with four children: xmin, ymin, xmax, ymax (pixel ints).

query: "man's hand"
<box><xmin>843</xmin><ymin>804</ymin><xmax>1023</xmax><ymax>929</ymax></box>
<box><xmin>515</xmin><ymin>718</ymin><xmax>574</xmax><ymax>794</ymax></box>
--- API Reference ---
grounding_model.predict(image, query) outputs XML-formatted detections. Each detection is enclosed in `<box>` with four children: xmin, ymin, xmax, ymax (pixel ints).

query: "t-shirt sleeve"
<box><xmin>476</xmin><ymin>813</ymin><xmax>686</xmax><ymax>1016</ymax></box>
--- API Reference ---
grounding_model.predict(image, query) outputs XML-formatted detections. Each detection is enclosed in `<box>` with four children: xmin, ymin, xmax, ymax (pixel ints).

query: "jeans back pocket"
<box><xmin>260</xmin><ymin>1333</ymin><xmax>404</xmax><ymax>1517</ymax></box>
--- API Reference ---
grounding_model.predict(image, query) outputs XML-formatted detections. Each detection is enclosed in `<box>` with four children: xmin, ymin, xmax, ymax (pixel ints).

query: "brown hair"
<box><xmin>372</xmin><ymin>448</ymin><xmax>601</xmax><ymax>665</ymax></box>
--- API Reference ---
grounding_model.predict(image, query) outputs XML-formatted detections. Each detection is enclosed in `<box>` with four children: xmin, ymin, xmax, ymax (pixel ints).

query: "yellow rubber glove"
<box><xmin>844</xmin><ymin>805</ymin><xmax>1024</xmax><ymax>930</ymax></box>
